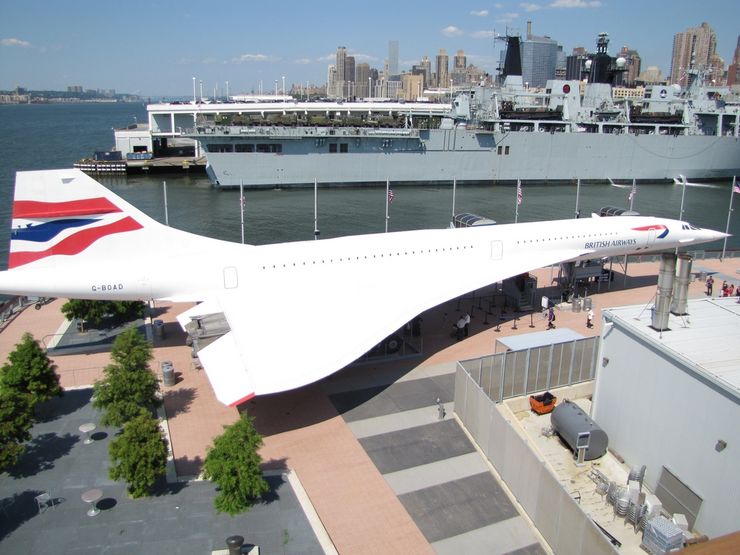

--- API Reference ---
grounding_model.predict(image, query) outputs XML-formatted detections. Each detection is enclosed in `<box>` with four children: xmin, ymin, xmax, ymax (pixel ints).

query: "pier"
<box><xmin>74</xmin><ymin>155</ymin><xmax>207</xmax><ymax>175</ymax></box>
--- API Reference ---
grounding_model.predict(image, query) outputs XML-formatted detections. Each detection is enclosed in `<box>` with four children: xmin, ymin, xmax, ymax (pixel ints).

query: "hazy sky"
<box><xmin>1</xmin><ymin>0</ymin><xmax>738</xmax><ymax>96</ymax></box>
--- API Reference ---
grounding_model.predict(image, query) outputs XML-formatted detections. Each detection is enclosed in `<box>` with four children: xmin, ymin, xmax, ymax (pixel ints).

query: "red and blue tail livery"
<box><xmin>9</xmin><ymin>196</ymin><xmax>142</xmax><ymax>268</ymax></box>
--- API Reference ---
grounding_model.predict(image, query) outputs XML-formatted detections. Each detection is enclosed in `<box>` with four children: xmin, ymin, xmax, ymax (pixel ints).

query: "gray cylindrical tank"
<box><xmin>550</xmin><ymin>399</ymin><xmax>608</xmax><ymax>460</ymax></box>
<box><xmin>671</xmin><ymin>254</ymin><xmax>692</xmax><ymax>316</ymax></box>
<box><xmin>652</xmin><ymin>253</ymin><xmax>676</xmax><ymax>331</ymax></box>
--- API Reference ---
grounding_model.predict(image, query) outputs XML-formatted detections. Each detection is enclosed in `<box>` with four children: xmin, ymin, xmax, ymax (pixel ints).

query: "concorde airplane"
<box><xmin>0</xmin><ymin>170</ymin><xmax>727</xmax><ymax>406</ymax></box>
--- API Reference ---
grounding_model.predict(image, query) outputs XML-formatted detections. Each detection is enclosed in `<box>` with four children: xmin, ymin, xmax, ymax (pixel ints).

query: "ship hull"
<box><xmin>201</xmin><ymin>128</ymin><xmax>740</xmax><ymax>188</ymax></box>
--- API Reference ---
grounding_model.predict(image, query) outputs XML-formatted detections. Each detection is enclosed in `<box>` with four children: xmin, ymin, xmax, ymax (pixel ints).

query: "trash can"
<box><xmin>153</xmin><ymin>319</ymin><xmax>165</xmax><ymax>339</ymax></box>
<box><xmin>572</xmin><ymin>297</ymin><xmax>582</xmax><ymax>313</ymax></box>
<box><xmin>583</xmin><ymin>297</ymin><xmax>593</xmax><ymax>310</ymax></box>
<box><xmin>161</xmin><ymin>361</ymin><xmax>175</xmax><ymax>387</ymax></box>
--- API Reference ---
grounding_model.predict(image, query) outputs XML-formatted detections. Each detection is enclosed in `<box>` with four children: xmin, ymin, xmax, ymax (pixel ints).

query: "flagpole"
<box><xmin>385</xmin><ymin>178</ymin><xmax>390</xmax><ymax>233</ymax></box>
<box><xmin>162</xmin><ymin>180</ymin><xmax>169</xmax><ymax>226</ymax></box>
<box><xmin>314</xmin><ymin>177</ymin><xmax>319</xmax><ymax>240</ymax></box>
<box><xmin>574</xmin><ymin>177</ymin><xmax>580</xmax><ymax>218</ymax></box>
<box><xmin>722</xmin><ymin>175</ymin><xmax>736</xmax><ymax>259</ymax></box>
<box><xmin>629</xmin><ymin>178</ymin><xmax>636</xmax><ymax>211</ymax></box>
<box><xmin>452</xmin><ymin>176</ymin><xmax>457</xmax><ymax>222</ymax></box>
<box><xmin>514</xmin><ymin>178</ymin><xmax>520</xmax><ymax>224</ymax></box>
<box><xmin>679</xmin><ymin>174</ymin><xmax>687</xmax><ymax>221</ymax></box>
<box><xmin>239</xmin><ymin>179</ymin><xmax>245</xmax><ymax>244</ymax></box>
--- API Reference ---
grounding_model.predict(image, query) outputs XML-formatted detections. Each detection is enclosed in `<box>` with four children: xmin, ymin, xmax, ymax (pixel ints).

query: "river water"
<box><xmin>1</xmin><ymin>102</ymin><xmax>738</xmax><ymax>267</ymax></box>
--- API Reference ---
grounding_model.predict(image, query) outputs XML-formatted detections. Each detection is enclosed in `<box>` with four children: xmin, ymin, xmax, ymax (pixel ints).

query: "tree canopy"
<box><xmin>0</xmin><ymin>332</ymin><xmax>62</xmax><ymax>406</ymax></box>
<box><xmin>61</xmin><ymin>300</ymin><xmax>145</xmax><ymax>328</ymax></box>
<box><xmin>92</xmin><ymin>328</ymin><xmax>160</xmax><ymax>427</ymax></box>
<box><xmin>203</xmin><ymin>414</ymin><xmax>269</xmax><ymax>515</ymax></box>
<box><xmin>108</xmin><ymin>410</ymin><xmax>168</xmax><ymax>498</ymax></box>
<box><xmin>0</xmin><ymin>387</ymin><xmax>33</xmax><ymax>472</ymax></box>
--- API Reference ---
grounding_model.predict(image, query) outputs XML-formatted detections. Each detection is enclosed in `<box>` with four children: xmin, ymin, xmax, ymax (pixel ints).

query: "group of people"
<box><xmin>705</xmin><ymin>275</ymin><xmax>739</xmax><ymax>298</ymax></box>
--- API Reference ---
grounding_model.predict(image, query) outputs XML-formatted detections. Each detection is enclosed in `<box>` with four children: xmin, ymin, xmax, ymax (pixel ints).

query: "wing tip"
<box><xmin>228</xmin><ymin>392</ymin><xmax>255</xmax><ymax>407</ymax></box>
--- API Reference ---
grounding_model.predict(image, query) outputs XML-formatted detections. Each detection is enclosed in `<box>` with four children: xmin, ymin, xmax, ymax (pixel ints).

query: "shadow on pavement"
<box><xmin>0</xmin><ymin>489</ymin><xmax>45</xmax><ymax>541</ymax></box>
<box><xmin>34</xmin><ymin>389</ymin><xmax>93</xmax><ymax>422</ymax></box>
<box><xmin>7</xmin><ymin>432</ymin><xmax>78</xmax><ymax>479</ymax></box>
<box><xmin>164</xmin><ymin>387</ymin><xmax>197</xmax><ymax>418</ymax></box>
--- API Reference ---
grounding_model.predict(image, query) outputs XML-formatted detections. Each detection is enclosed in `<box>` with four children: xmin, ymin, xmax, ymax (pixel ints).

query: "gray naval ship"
<box><xmin>188</xmin><ymin>34</ymin><xmax>740</xmax><ymax>189</ymax></box>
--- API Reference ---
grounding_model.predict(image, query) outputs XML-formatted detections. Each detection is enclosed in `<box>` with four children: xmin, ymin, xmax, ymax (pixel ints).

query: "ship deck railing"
<box><xmin>187</xmin><ymin>125</ymin><xmax>422</xmax><ymax>139</ymax></box>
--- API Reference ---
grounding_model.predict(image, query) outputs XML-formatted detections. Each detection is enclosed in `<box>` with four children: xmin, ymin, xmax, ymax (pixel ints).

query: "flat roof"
<box><xmin>496</xmin><ymin>327</ymin><xmax>585</xmax><ymax>351</ymax></box>
<box><xmin>603</xmin><ymin>297</ymin><xmax>740</xmax><ymax>400</ymax></box>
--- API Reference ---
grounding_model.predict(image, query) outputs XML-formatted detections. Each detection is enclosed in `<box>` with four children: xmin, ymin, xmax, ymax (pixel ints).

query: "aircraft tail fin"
<box><xmin>8</xmin><ymin>169</ymin><xmax>161</xmax><ymax>270</ymax></box>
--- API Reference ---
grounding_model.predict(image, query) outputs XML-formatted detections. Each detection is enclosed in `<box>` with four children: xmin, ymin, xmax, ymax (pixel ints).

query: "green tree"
<box><xmin>61</xmin><ymin>300</ymin><xmax>145</xmax><ymax>328</ymax></box>
<box><xmin>203</xmin><ymin>414</ymin><xmax>269</xmax><ymax>515</ymax></box>
<box><xmin>0</xmin><ymin>332</ymin><xmax>62</xmax><ymax>406</ymax></box>
<box><xmin>92</xmin><ymin>328</ymin><xmax>161</xmax><ymax>427</ymax></box>
<box><xmin>108</xmin><ymin>411</ymin><xmax>168</xmax><ymax>498</ymax></box>
<box><xmin>0</xmin><ymin>387</ymin><xmax>33</xmax><ymax>472</ymax></box>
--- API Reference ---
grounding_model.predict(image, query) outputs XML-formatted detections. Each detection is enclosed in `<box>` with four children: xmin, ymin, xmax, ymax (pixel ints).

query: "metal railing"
<box><xmin>459</xmin><ymin>336</ymin><xmax>599</xmax><ymax>403</ymax></box>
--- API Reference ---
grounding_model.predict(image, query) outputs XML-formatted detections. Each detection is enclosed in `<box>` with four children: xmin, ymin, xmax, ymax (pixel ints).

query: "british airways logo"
<box><xmin>9</xmin><ymin>197</ymin><xmax>142</xmax><ymax>268</ymax></box>
<box><xmin>632</xmin><ymin>224</ymin><xmax>669</xmax><ymax>239</ymax></box>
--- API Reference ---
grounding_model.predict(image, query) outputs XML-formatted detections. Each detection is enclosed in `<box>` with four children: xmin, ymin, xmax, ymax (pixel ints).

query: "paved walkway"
<box><xmin>2</xmin><ymin>256</ymin><xmax>737</xmax><ymax>554</ymax></box>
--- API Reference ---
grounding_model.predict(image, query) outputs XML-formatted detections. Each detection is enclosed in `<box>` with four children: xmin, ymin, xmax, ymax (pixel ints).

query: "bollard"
<box><xmin>226</xmin><ymin>535</ymin><xmax>244</xmax><ymax>555</ymax></box>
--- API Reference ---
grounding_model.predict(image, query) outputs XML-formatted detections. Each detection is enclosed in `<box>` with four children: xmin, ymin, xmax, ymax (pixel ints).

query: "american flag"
<box><xmin>628</xmin><ymin>183</ymin><xmax>636</xmax><ymax>202</ymax></box>
<box><xmin>516</xmin><ymin>182</ymin><xmax>523</xmax><ymax>205</ymax></box>
<box><xmin>388</xmin><ymin>188</ymin><xmax>395</xmax><ymax>203</ymax></box>
<box><xmin>733</xmin><ymin>183</ymin><xmax>740</xmax><ymax>194</ymax></box>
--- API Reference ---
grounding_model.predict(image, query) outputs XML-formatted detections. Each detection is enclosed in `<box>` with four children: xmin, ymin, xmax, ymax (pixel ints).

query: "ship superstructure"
<box><xmin>145</xmin><ymin>34</ymin><xmax>740</xmax><ymax>188</ymax></box>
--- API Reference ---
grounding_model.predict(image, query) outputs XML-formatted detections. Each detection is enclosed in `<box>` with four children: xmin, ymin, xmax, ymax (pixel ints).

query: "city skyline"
<box><xmin>1</xmin><ymin>0</ymin><xmax>739</xmax><ymax>96</ymax></box>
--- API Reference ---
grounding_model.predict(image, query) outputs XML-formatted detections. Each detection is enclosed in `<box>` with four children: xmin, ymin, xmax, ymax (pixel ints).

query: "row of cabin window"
<box><xmin>206</xmin><ymin>143</ymin><xmax>351</xmax><ymax>154</ymax></box>
<box><xmin>207</xmin><ymin>144</ymin><xmax>283</xmax><ymax>153</ymax></box>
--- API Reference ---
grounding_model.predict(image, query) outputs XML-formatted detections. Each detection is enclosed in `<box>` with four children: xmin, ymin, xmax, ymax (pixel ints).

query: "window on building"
<box><xmin>235</xmin><ymin>144</ymin><xmax>254</xmax><ymax>153</ymax></box>
<box><xmin>207</xmin><ymin>144</ymin><xmax>233</xmax><ymax>153</ymax></box>
<box><xmin>340</xmin><ymin>143</ymin><xmax>348</xmax><ymax>153</ymax></box>
<box><xmin>329</xmin><ymin>143</ymin><xmax>338</xmax><ymax>153</ymax></box>
<box><xmin>505</xmin><ymin>146</ymin><xmax>510</xmax><ymax>155</ymax></box>
<box><xmin>497</xmin><ymin>146</ymin><xmax>503</xmax><ymax>155</ymax></box>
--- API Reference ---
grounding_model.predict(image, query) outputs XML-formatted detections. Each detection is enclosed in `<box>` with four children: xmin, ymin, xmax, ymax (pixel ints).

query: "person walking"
<box><xmin>463</xmin><ymin>312</ymin><xmax>471</xmax><ymax>337</ymax></box>
<box><xmin>706</xmin><ymin>275</ymin><xmax>714</xmax><ymax>296</ymax></box>
<box><xmin>547</xmin><ymin>306</ymin><xmax>556</xmax><ymax>330</ymax></box>
<box><xmin>455</xmin><ymin>315</ymin><xmax>466</xmax><ymax>341</ymax></box>
<box><xmin>586</xmin><ymin>308</ymin><xmax>594</xmax><ymax>329</ymax></box>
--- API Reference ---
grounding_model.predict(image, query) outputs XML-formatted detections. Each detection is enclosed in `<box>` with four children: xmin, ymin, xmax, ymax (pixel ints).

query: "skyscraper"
<box><xmin>355</xmin><ymin>62</ymin><xmax>370</xmax><ymax>98</ymax></box>
<box><xmin>727</xmin><ymin>35</ymin><xmax>740</xmax><ymax>86</ymax></box>
<box><xmin>345</xmin><ymin>56</ymin><xmax>356</xmax><ymax>97</ymax></box>
<box><xmin>436</xmin><ymin>49</ymin><xmax>449</xmax><ymax>88</ymax></box>
<box><xmin>618</xmin><ymin>46</ymin><xmax>642</xmax><ymax>86</ymax></box>
<box><xmin>335</xmin><ymin>46</ymin><xmax>347</xmax><ymax>98</ymax></box>
<box><xmin>521</xmin><ymin>22</ymin><xmax>561</xmax><ymax>88</ymax></box>
<box><xmin>388</xmin><ymin>40</ymin><xmax>399</xmax><ymax>76</ymax></box>
<box><xmin>670</xmin><ymin>22</ymin><xmax>717</xmax><ymax>87</ymax></box>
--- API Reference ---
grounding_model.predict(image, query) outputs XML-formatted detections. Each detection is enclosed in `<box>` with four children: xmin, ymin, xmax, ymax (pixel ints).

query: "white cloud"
<box><xmin>494</xmin><ymin>2</ymin><xmax>504</xmax><ymax>7</ymax></box>
<box><xmin>520</xmin><ymin>2</ymin><xmax>542</xmax><ymax>11</ymax></box>
<box><xmin>1</xmin><ymin>38</ymin><xmax>31</xmax><ymax>48</ymax></box>
<box><xmin>471</xmin><ymin>30</ymin><xmax>498</xmax><ymax>39</ymax></box>
<box><xmin>442</xmin><ymin>26</ymin><xmax>465</xmax><ymax>37</ymax></box>
<box><xmin>470</xmin><ymin>9</ymin><xmax>489</xmax><ymax>17</ymax></box>
<box><xmin>549</xmin><ymin>0</ymin><xmax>601</xmax><ymax>7</ymax></box>
<box><xmin>294</xmin><ymin>58</ymin><xmax>313</xmax><ymax>65</ymax></box>
<box><xmin>232</xmin><ymin>53</ymin><xmax>272</xmax><ymax>63</ymax></box>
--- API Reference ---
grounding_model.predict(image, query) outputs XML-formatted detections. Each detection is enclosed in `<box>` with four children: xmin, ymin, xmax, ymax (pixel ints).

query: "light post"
<box><xmin>368</xmin><ymin>77</ymin><xmax>372</xmax><ymax>99</ymax></box>
<box><xmin>192</xmin><ymin>77</ymin><xmax>196</xmax><ymax>103</ymax></box>
<box><xmin>282</xmin><ymin>75</ymin><xmax>285</xmax><ymax>97</ymax></box>
<box><xmin>274</xmin><ymin>80</ymin><xmax>278</xmax><ymax>96</ymax></box>
<box><xmin>199</xmin><ymin>80</ymin><xmax>203</xmax><ymax>102</ymax></box>
<box><xmin>225</xmin><ymin>80</ymin><xmax>229</xmax><ymax>101</ymax></box>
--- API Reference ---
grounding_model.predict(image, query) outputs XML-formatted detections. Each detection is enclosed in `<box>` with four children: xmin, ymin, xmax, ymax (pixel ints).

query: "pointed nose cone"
<box><xmin>702</xmin><ymin>228</ymin><xmax>730</xmax><ymax>244</ymax></box>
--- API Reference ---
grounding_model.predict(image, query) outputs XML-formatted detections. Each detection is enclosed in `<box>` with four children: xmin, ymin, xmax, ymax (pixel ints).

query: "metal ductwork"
<box><xmin>651</xmin><ymin>253</ymin><xmax>677</xmax><ymax>331</ymax></box>
<box><xmin>671</xmin><ymin>254</ymin><xmax>693</xmax><ymax>316</ymax></box>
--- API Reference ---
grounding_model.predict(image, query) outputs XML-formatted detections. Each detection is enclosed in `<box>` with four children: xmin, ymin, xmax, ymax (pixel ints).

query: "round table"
<box><xmin>81</xmin><ymin>488</ymin><xmax>103</xmax><ymax>517</ymax></box>
<box><xmin>79</xmin><ymin>423</ymin><xmax>96</xmax><ymax>445</ymax></box>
